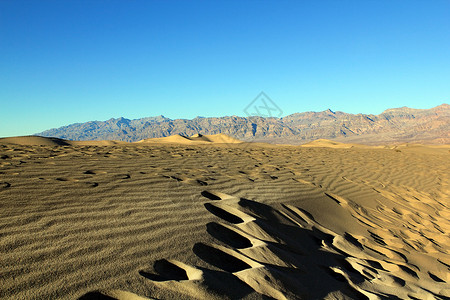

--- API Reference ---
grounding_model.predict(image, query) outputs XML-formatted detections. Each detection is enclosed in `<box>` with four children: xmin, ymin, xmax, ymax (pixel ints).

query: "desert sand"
<box><xmin>0</xmin><ymin>134</ymin><xmax>449</xmax><ymax>299</ymax></box>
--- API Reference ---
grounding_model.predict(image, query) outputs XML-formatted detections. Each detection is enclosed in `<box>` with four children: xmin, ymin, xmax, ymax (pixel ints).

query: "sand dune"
<box><xmin>0</xmin><ymin>136</ymin><xmax>127</xmax><ymax>147</ymax></box>
<box><xmin>0</xmin><ymin>136</ymin><xmax>449</xmax><ymax>299</ymax></box>
<box><xmin>138</xmin><ymin>133</ymin><xmax>243</xmax><ymax>145</ymax></box>
<box><xmin>0</xmin><ymin>133</ymin><xmax>242</xmax><ymax>147</ymax></box>
<box><xmin>301</xmin><ymin>138</ymin><xmax>356</xmax><ymax>148</ymax></box>
<box><xmin>300</xmin><ymin>139</ymin><xmax>382</xmax><ymax>149</ymax></box>
<box><xmin>0</xmin><ymin>136</ymin><xmax>73</xmax><ymax>146</ymax></box>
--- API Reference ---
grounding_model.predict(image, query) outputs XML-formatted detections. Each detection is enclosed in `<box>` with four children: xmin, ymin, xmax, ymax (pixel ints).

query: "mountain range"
<box><xmin>37</xmin><ymin>104</ymin><xmax>450</xmax><ymax>145</ymax></box>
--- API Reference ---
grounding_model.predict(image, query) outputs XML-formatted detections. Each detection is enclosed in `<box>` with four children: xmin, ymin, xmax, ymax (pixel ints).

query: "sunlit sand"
<box><xmin>0</xmin><ymin>135</ymin><xmax>449</xmax><ymax>299</ymax></box>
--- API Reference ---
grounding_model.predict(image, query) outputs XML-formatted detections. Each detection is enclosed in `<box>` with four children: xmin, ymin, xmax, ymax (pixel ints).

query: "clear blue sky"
<box><xmin>1</xmin><ymin>0</ymin><xmax>449</xmax><ymax>137</ymax></box>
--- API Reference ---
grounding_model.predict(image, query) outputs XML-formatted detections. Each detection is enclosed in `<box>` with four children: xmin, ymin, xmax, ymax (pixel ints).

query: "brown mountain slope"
<box><xmin>36</xmin><ymin>104</ymin><xmax>450</xmax><ymax>145</ymax></box>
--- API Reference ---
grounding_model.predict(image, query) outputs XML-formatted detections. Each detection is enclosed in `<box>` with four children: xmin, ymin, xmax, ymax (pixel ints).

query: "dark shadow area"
<box><xmin>0</xmin><ymin>182</ymin><xmax>11</xmax><ymax>188</ymax></box>
<box><xmin>390</xmin><ymin>249</ymin><xmax>408</xmax><ymax>263</ymax></box>
<box><xmin>201</xmin><ymin>190</ymin><xmax>221</xmax><ymax>200</ymax></box>
<box><xmin>428</xmin><ymin>271</ymin><xmax>445</xmax><ymax>283</ymax></box>
<box><xmin>204</xmin><ymin>203</ymin><xmax>243</xmax><ymax>224</ymax></box>
<box><xmin>365</xmin><ymin>259</ymin><xmax>386</xmax><ymax>271</ymax></box>
<box><xmin>391</xmin><ymin>275</ymin><xmax>406</xmax><ymax>287</ymax></box>
<box><xmin>197</xmin><ymin>267</ymin><xmax>260</xmax><ymax>299</ymax></box>
<box><xmin>368</xmin><ymin>230</ymin><xmax>387</xmax><ymax>246</ymax></box>
<box><xmin>344</xmin><ymin>232</ymin><xmax>364</xmax><ymax>250</ymax></box>
<box><xmin>139</xmin><ymin>259</ymin><xmax>188</xmax><ymax>281</ymax></box>
<box><xmin>239</xmin><ymin>198</ymin><xmax>285</xmax><ymax>222</ymax></box>
<box><xmin>78</xmin><ymin>291</ymin><xmax>116</xmax><ymax>300</ymax></box>
<box><xmin>193</xmin><ymin>242</ymin><xmax>251</xmax><ymax>272</ymax></box>
<box><xmin>324</xmin><ymin>192</ymin><xmax>342</xmax><ymax>205</ymax></box>
<box><xmin>196</xmin><ymin>180</ymin><xmax>208</xmax><ymax>186</ymax></box>
<box><xmin>206</xmin><ymin>222</ymin><xmax>252</xmax><ymax>249</ymax></box>
<box><xmin>399</xmin><ymin>265</ymin><xmax>419</xmax><ymax>279</ymax></box>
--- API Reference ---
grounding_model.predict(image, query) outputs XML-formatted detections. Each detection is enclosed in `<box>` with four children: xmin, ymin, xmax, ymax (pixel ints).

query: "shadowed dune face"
<box><xmin>0</xmin><ymin>140</ymin><xmax>449</xmax><ymax>299</ymax></box>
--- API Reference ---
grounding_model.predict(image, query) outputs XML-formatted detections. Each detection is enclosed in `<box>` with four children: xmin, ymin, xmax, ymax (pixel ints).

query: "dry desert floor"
<box><xmin>0</xmin><ymin>137</ymin><xmax>449</xmax><ymax>299</ymax></box>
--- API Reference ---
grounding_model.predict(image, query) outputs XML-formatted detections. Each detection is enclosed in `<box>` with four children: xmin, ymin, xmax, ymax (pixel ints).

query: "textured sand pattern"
<box><xmin>0</xmin><ymin>138</ymin><xmax>449</xmax><ymax>299</ymax></box>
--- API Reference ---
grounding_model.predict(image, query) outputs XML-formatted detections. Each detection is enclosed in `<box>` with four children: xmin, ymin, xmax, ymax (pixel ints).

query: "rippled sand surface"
<box><xmin>1</xmin><ymin>137</ymin><xmax>449</xmax><ymax>299</ymax></box>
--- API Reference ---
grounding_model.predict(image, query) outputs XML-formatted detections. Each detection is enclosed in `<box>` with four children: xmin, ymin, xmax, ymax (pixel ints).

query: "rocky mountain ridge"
<box><xmin>37</xmin><ymin>104</ymin><xmax>450</xmax><ymax>145</ymax></box>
